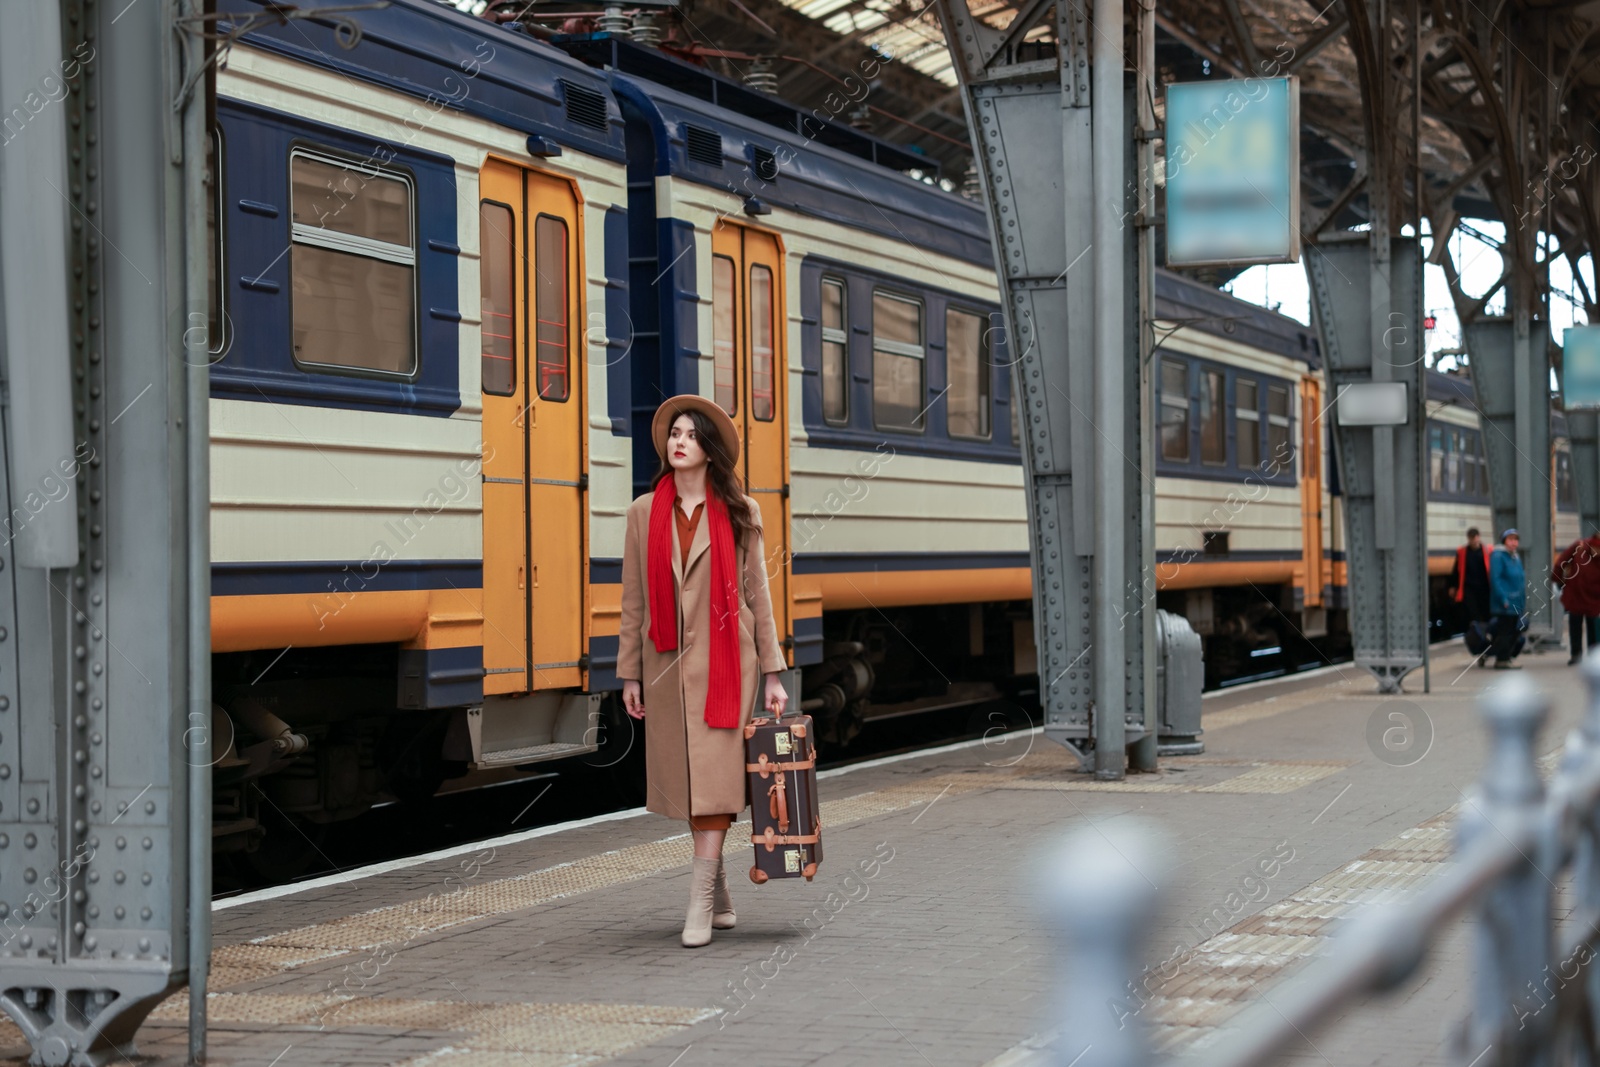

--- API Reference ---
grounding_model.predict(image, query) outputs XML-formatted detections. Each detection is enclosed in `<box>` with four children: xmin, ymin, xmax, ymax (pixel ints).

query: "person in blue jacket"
<box><xmin>1488</xmin><ymin>529</ymin><xmax>1526</xmax><ymax>668</ymax></box>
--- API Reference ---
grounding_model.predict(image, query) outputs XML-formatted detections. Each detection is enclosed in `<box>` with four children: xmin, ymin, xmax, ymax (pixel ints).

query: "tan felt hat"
<box><xmin>651</xmin><ymin>394</ymin><xmax>742</xmax><ymax>471</ymax></box>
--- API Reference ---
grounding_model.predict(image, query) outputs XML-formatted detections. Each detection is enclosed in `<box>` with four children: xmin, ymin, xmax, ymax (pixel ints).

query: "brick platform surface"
<box><xmin>2</xmin><ymin>646</ymin><xmax>1585</xmax><ymax>1067</ymax></box>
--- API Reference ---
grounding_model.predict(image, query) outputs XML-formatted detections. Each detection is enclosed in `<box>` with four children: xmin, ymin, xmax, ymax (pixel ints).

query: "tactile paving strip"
<box><xmin>955</xmin><ymin>760</ymin><xmax>1352</xmax><ymax>795</ymax></box>
<box><xmin>986</xmin><ymin>796</ymin><xmax>1490</xmax><ymax>1065</ymax></box>
<box><xmin>396</xmin><ymin>1052</ymin><xmax>595</xmax><ymax>1067</ymax></box>
<box><xmin>248</xmin><ymin>778</ymin><xmax>976</xmax><ymax>962</ymax></box>
<box><xmin>146</xmin><ymin>993</ymin><xmax>712</xmax><ymax>1065</ymax></box>
<box><xmin>1140</xmin><ymin>810</ymin><xmax>1460</xmax><ymax>1052</ymax></box>
<box><xmin>1193</xmin><ymin>760</ymin><xmax>1350</xmax><ymax>793</ymax></box>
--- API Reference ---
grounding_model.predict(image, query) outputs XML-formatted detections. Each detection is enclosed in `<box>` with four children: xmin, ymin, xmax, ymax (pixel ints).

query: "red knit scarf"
<box><xmin>647</xmin><ymin>473</ymin><xmax>742</xmax><ymax>728</ymax></box>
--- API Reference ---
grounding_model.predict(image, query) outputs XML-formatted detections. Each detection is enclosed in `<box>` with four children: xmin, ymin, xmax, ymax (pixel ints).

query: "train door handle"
<box><xmin>518</xmin><ymin>566</ymin><xmax>526</xmax><ymax>590</ymax></box>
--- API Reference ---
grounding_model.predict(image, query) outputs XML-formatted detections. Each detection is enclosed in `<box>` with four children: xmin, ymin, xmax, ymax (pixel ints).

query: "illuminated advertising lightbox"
<box><xmin>1564</xmin><ymin>324</ymin><xmax>1600</xmax><ymax>410</ymax></box>
<box><xmin>1165</xmin><ymin>77</ymin><xmax>1300</xmax><ymax>268</ymax></box>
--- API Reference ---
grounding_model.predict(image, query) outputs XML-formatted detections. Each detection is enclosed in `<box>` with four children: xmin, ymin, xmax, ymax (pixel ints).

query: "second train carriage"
<box><xmin>205</xmin><ymin>0</ymin><xmax>1569</xmax><ymax>862</ymax></box>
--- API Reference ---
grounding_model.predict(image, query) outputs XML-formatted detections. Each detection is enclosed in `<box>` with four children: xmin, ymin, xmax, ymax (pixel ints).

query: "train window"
<box><xmin>479</xmin><ymin>201</ymin><xmax>516</xmax><ymax>397</ymax></box>
<box><xmin>1446</xmin><ymin>428</ymin><xmax>1466</xmax><ymax>494</ymax></box>
<box><xmin>289</xmin><ymin>150</ymin><xmax>416</xmax><ymax>376</ymax></box>
<box><xmin>821</xmin><ymin>277</ymin><xmax>848</xmax><ymax>424</ymax></box>
<box><xmin>534</xmin><ymin>215</ymin><xmax>570</xmax><ymax>401</ymax></box>
<box><xmin>713</xmin><ymin>255</ymin><xmax>737</xmax><ymax>416</ymax></box>
<box><xmin>751</xmin><ymin>264</ymin><xmax>775</xmax><ymax>421</ymax></box>
<box><xmin>946</xmin><ymin>307</ymin><xmax>992</xmax><ymax>439</ymax></box>
<box><xmin>1558</xmin><ymin>450</ymin><xmax>1576</xmax><ymax>509</ymax></box>
<box><xmin>1199</xmin><ymin>368</ymin><xmax>1225</xmax><ymax>465</ymax></box>
<box><xmin>1470</xmin><ymin>433</ymin><xmax>1488</xmax><ymax>496</ymax></box>
<box><xmin>1440</xmin><ymin>422</ymin><xmax>1452</xmax><ymax>495</ymax></box>
<box><xmin>1159</xmin><ymin>358</ymin><xmax>1189</xmax><ymax>461</ymax></box>
<box><xmin>1266</xmin><ymin>384</ymin><xmax>1293</xmax><ymax>467</ymax></box>
<box><xmin>1236</xmin><ymin>378</ymin><xmax>1260</xmax><ymax>469</ymax></box>
<box><xmin>872</xmin><ymin>290</ymin><xmax>925</xmax><ymax>431</ymax></box>
<box><xmin>1011</xmin><ymin>399</ymin><xmax>1020</xmax><ymax>446</ymax></box>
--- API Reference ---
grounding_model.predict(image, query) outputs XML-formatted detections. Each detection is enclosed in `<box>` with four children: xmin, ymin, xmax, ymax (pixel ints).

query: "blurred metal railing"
<box><xmin>1046</xmin><ymin>658</ymin><xmax>1600</xmax><ymax>1067</ymax></box>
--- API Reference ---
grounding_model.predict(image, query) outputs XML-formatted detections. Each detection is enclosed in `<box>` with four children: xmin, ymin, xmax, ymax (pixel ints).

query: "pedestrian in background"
<box><xmin>616</xmin><ymin>394</ymin><xmax>789</xmax><ymax>948</ymax></box>
<box><xmin>1489</xmin><ymin>528</ymin><xmax>1526</xmax><ymax>669</ymax></box>
<box><xmin>1553</xmin><ymin>530</ymin><xmax>1600</xmax><ymax>665</ymax></box>
<box><xmin>1451</xmin><ymin>527</ymin><xmax>1492</xmax><ymax>627</ymax></box>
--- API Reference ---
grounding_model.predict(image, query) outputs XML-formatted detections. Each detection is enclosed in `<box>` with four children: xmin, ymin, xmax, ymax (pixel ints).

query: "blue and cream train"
<box><xmin>205</xmin><ymin>0</ymin><xmax>1564</xmax><ymax>854</ymax></box>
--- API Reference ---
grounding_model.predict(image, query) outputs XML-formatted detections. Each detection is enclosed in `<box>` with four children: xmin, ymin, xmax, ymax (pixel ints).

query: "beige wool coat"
<box><xmin>616</xmin><ymin>491</ymin><xmax>788</xmax><ymax>820</ymax></box>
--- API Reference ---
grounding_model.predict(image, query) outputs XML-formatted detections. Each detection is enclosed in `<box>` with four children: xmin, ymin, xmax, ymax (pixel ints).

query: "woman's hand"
<box><xmin>622</xmin><ymin>680</ymin><xmax>645</xmax><ymax>719</ymax></box>
<box><xmin>763</xmin><ymin>673</ymin><xmax>788</xmax><ymax>717</ymax></box>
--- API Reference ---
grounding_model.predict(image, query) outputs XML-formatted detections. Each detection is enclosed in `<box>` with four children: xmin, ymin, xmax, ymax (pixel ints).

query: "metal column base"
<box><xmin>0</xmin><ymin>969</ymin><xmax>178</xmax><ymax>1067</ymax></box>
<box><xmin>1359</xmin><ymin>656</ymin><xmax>1424</xmax><ymax>694</ymax></box>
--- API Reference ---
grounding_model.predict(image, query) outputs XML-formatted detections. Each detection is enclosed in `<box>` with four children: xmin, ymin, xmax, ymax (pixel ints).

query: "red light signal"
<box><xmin>1423</xmin><ymin>314</ymin><xmax>1437</xmax><ymax>330</ymax></box>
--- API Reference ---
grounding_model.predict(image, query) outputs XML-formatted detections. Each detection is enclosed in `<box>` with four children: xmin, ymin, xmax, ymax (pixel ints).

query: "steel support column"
<box><xmin>1570</xmin><ymin>410</ymin><xmax>1600</xmax><ymax>541</ymax></box>
<box><xmin>1466</xmin><ymin>319</ymin><xmax>1558</xmax><ymax>647</ymax></box>
<box><xmin>0</xmin><ymin>0</ymin><xmax>207</xmax><ymax>1063</ymax></box>
<box><xmin>1305</xmin><ymin>236</ymin><xmax>1430</xmax><ymax>693</ymax></box>
<box><xmin>931</xmin><ymin>0</ymin><xmax>1150</xmax><ymax>772</ymax></box>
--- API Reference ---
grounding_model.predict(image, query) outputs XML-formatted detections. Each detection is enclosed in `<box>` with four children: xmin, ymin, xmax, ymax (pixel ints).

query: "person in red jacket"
<box><xmin>1552</xmin><ymin>531</ymin><xmax>1600</xmax><ymax>665</ymax></box>
<box><xmin>1451</xmin><ymin>528</ymin><xmax>1493</xmax><ymax>626</ymax></box>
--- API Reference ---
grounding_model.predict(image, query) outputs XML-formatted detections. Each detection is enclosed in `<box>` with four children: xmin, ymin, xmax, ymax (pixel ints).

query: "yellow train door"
<box><xmin>478</xmin><ymin>160</ymin><xmax>586</xmax><ymax>695</ymax></box>
<box><xmin>1300</xmin><ymin>376</ymin><xmax>1325</xmax><ymax>608</ymax></box>
<box><xmin>710</xmin><ymin>220</ymin><xmax>793</xmax><ymax>663</ymax></box>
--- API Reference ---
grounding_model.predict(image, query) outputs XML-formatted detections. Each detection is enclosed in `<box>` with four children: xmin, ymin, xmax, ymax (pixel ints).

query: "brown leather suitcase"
<box><xmin>744</xmin><ymin>714</ymin><xmax>822</xmax><ymax>883</ymax></box>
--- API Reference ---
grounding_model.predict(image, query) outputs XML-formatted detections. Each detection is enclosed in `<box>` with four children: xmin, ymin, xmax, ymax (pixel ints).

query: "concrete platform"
<box><xmin>5</xmin><ymin>645</ymin><xmax>1588</xmax><ymax>1067</ymax></box>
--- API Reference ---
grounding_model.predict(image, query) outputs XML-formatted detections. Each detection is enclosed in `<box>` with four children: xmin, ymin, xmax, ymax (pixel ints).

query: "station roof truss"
<box><xmin>488</xmin><ymin>0</ymin><xmax>1600</xmax><ymax>329</ymax></box>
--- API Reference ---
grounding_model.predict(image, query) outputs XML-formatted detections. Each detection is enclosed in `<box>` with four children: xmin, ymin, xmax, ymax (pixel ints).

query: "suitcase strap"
<box><xmin>746</xmin><ymin>756</ymin><xmax>815</xmax><ymax>776</ymax></box>
<box><xmin>744</xmin><ymin>717</ymin><xmax>808</xmax><ymax>740</ymax></box>
<box><xmin>768</xmin><ymin>772</ymin><xmax>789</xmax><ymax>833</ymax></box>
<box><xmin>753</xmin><ymin>823</ymin><xmax>822</xmax><ymax>851</ymax></box>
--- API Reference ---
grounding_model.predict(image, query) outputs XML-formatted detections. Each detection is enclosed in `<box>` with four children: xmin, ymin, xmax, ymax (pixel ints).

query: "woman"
<box><xmin>1553</xmin><ymin>530</ymin><xmax>1600</xmax><ymax>665</ymax></box>
<box><xmin>616</xmin><ymin>394</ymin><xmax>789</xmax><ymax>947</ymax></box>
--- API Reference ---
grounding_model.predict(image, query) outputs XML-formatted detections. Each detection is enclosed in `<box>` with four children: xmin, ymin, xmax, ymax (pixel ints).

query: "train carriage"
<box><xmin>204</xmin><ymin>0</ymin><xmax>1565</xmax><ymax>864</ymax></box>
<box><xmin>208</xmin><ymin>1</ymin><xmax>636</xmax><ymax>858</ymax></box>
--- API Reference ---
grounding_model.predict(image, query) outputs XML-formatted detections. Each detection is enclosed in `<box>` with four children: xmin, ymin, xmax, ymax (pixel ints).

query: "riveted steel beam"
<box><xmin>932</xmin><ymin>0</ymin><xmax>1152</xmax><ymax>774</ymax></box>
<box><xmin>1467</xmin><ymin>320</ymin><xmax>1559</xmax><ymax>647</ymax></box>
<box><xmin>0</xmin><ymin>0</ymin><xmax>209</xmax><ymax>1063</ymax></box>
<box><xmin>1306</xmin><ymin>237</ymin><xmax>1430</xmax><ymax>693</ymax></box>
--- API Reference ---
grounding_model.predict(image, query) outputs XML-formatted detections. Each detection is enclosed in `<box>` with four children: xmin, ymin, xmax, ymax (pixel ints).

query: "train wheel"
<box><xmin>379</xmin><ymin>711</ymin><xmax>455</xmax><ymax>806</ymax></box>
<box><xmin>234</xmin><ymin>800</ymin><xmax>325</xmax><ymax>884</ymax></box>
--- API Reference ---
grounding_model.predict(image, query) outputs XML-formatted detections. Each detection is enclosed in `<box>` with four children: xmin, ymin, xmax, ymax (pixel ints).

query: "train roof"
<box><xmin>223</xmin><ymin>2</ymin><xmax>1361</xmax><ymax>372</ymax></box>
<box><xmin>219</xmin><ymin>0</ymin><xmax>627</xmax><ymax>162</ymax></box>
<box><xmin>1152</xmin><ymin>270</ymin><xmax>1322</xmax><ymax>368</ymax></box>
<box><xmin>1427</xmin><ymin>368</ymin><xmax>1477</xmax><ymax>404</ymax></box>
<box><xmin>553</xmin><ymin>36</ymin><xmax>939</xmax><ymax>178</ymax></box>
<box><xmin>557</xmin><ymin>36</ymin><xmax>994</xmax><ymax>267</ymax></box>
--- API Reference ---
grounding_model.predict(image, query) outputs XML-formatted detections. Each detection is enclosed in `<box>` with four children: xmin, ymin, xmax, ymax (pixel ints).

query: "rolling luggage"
<box><xmin>1465</xmin><ymin>616</ymin><xmax>1529</xmax><ymax>658</ymax></box>
<box><xmin>744</xmin><ymin>713</ymin><xmax>822</xmax><ymax>883</ymax></box>
<box><xmin>1464</xmin><ymin>619</ymin><xmax>1491</xmax><ymax>656</ymax></box>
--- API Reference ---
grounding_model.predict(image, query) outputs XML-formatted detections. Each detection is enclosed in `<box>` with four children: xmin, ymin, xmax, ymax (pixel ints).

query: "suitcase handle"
<box><xmin>768</xmin><ymin>771</ymin><xmax>789</xmax><ymax>833</ymax></box>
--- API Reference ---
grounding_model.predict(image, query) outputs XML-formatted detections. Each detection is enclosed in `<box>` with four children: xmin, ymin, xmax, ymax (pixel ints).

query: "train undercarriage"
<box><xmin>208</xmin><ymin>584</ymin><xmax>1382</xmax><ymax>876</ymax></box>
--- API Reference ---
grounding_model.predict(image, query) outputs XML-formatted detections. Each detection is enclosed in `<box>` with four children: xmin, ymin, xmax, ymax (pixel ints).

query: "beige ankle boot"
<box><xmin>682</xmin><ymin>856</ymin><xmax>718</xmax><ymax>948</ymax></box>
<box><xmin>712</xmin><ymin>858</ymin><xmax>736</xmax><ymax>930</ymax></box>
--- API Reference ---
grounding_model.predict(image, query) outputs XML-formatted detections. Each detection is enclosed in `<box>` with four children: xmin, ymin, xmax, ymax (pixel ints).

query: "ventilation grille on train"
<box><xmin>751</xmin><ymin>146</ymin><xmax>778</xmax><ymax>182</ymax></box>
<box><xmin>562</xmin><ymin>81</ymin><xmax>609</xmax><ymax>130</ymax></box>
<box><xmin>685</xmin><ymin>124</ymin><xmax>724</xmax><ymax>167</ymax></box>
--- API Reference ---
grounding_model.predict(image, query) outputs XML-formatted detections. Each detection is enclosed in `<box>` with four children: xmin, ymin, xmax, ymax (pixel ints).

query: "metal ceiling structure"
<box><xmin>493</xmin><ymin>0</ymin><xmax>1600</xmax><ymax>307</ymax></box>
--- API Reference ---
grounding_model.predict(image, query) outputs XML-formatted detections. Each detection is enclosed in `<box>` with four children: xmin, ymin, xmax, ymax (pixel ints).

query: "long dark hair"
<box><xmin>650</xmin><ymin>408</ymin><xmax>758</xmax><ymax>549</ymax></box>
